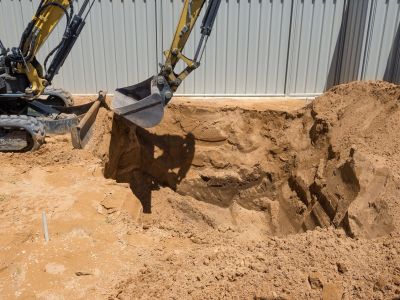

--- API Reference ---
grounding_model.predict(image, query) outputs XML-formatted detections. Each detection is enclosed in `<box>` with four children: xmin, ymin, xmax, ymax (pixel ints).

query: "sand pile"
<box><xmin>0</xmin><ymin>81</ymin><xmax>399</xmax><ymax>299</ymax></box>
<box><xmin>103</xmin><ymin>81</ymin><xmax>400</xmax><ymax>239</ymax></box>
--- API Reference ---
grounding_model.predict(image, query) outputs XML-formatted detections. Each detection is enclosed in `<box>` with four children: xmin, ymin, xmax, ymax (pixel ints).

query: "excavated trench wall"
<box><xmin>100</xmin><ymin>82</ymin><xmax>400</xmax><ymax>238</ymax></box>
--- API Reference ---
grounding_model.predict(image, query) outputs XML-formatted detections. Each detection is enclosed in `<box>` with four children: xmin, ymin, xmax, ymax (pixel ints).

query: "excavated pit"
<box><xmin>1</xmin><ymin>81</ymin><xmax>400</xmax><ymax>299</ymax></box>
<box><xmin>100</xmin><ymin>81</ymin><xmax>400</xmax><ymax>239</ymax></box>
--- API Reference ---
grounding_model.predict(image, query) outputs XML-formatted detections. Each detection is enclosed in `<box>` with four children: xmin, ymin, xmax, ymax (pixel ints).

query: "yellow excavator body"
<box><xmin>18</xmin><ymin>0</ymin><xmax>71</xmax><ymax>95</ymax></box>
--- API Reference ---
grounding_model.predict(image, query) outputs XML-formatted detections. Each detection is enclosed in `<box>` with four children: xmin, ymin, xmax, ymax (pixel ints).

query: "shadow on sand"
<box><xmin>104</xmin><ymin>115</ymin><xmax>195</xmax><ymax>213</ymax></box>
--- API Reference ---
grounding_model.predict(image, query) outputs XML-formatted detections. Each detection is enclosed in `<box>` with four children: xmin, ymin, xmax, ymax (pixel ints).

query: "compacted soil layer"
<box><xmin>0</xmin><ymin>81</ymin><xmax>399</xmax><ymax>299</ymax></box>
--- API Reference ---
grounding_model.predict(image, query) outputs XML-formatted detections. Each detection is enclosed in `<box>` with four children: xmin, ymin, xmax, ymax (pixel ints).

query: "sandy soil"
<box><xmin>0</xmin><ymin>81</ymin><xmax>400</xmax><ymax>299</ymax></box>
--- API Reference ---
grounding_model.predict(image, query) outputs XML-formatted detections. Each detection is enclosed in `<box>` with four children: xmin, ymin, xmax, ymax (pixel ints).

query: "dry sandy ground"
<box><xmin>0</xmin><ymin>81</ymin><xmax>400</xmax><ymax>299</ymax></box>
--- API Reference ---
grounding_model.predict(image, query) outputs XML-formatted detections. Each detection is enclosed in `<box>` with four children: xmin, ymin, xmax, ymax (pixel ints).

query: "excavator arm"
<box><xmin>163</xmin><ymin>0</ymin><xmax>222</xmax><ymax>92</ymax></box>
<box><xmin>113</xmin><ymin>0</ymin><xmax>222</xmax><ymax>128</ymax></box>
<box><xmin>17</xmin><ymin>0</ymin><xmax>71</xmax><ymax>94</ymax></box>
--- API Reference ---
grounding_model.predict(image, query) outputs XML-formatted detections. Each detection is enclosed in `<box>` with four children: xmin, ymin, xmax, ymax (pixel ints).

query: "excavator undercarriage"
<box><xmin>0</xmin><ymin>91</ymin><xmax>104</xmax><ymax>152</ymax></box>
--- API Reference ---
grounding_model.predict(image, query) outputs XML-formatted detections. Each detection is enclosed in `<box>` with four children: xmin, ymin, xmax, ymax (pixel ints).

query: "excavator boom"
<box><xmin>7</xmin><ymin>0</ymin><xmax>94</xmax><ymax>96</ymax></box>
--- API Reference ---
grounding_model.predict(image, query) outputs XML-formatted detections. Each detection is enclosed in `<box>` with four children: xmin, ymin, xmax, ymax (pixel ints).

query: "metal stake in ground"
<box><xmin>42</xmin><ymin>211</ymin><xmax>50</xmax><ymax>242</ymax></box>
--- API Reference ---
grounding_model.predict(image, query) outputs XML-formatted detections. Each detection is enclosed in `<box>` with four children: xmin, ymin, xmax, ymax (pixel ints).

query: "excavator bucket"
<box><xmin>112</xmin><ymin>77</ymin><xmax>170</xmax><ymax>128</ymax></box>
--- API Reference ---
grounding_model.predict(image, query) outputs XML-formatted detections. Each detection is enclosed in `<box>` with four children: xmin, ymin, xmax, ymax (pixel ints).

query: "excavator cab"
<box><xmin>112</xmin><ymin>0</ymin><xmax>221</xmax><ymax>128</ymax></box>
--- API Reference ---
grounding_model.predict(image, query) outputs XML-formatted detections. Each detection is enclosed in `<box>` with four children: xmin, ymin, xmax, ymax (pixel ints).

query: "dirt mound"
<box><xmin>1</xmin><ymin>81</ymin><xmax>400</xmax><ymax>299</ymax></box>
<box><xmin>103</xmin><ymin>81</ymin><xmax>400</xmax><ymax>239</ymax></box>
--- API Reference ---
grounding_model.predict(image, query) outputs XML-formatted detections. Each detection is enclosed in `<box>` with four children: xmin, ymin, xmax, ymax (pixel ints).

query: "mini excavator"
<box><xmin>112</xmin><ymin>0</ymin><xmax>222</xmax><ymax>128</ymax></box>
<box><xmin>0</xmin><ymin>0</ymin><xmax>221</xmax><ymax>151</ymax></box>
<box><xmin>0</xmin><ymin>0</ymin><xmax>100</xmax><ymax>151</ymax></box>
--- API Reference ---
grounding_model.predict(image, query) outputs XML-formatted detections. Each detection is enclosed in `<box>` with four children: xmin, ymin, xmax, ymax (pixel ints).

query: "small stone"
<box><xmin>350</xmin><ymin>145</ymin><xmax>357</xmax><ymax>157</ymax></box>
<box><xmin>317</xmin><ymin>159</ymin><xmax>326</xmax><ymax>179</ymax></box>
<box><xmin>308</xmin><ymin>272</ymin><xmax>324</xmax><ymax>289</ymax></box>
<box><xmin>75</xmin><ymin>271</ymin><xmax>93</xmax><ymax>276</ymax></box>
<box><xmin>337</xmin><ymin>262</ymin><xmax>348</xmax><ymax>274</ymax></box>
<box><xmin>278</xmin><ymin>155</ymin><xmax>289</xmax><ymax>162</ymax></box>
<box><xmin>393</xmin><ymin>275</ymin><xmax>400</xmax><ymax>286</ymax></box>
<box><xmin>374</xmin><ymin>276</ymin><xmax>387</xmax><ymax>292</ymax></box>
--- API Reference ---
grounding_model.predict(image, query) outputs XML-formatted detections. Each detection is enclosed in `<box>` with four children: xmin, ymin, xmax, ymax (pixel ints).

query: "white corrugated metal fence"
<box><xmin>0</xmin><ymin>0</ymin><xmax>399</xmax><ymax>95</ymax></box>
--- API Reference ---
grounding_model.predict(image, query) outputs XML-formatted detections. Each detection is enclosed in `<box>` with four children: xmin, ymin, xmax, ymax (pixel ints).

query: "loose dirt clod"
<box><xmin>0</xmin><ymin>81</ymin><xmax>399</xmax><ymax>299</ymax></box>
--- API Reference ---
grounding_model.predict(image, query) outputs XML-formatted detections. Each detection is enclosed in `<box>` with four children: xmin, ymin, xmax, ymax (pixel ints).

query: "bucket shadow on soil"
<box><xmin>104</xmin><ymin>116</ymin><xmax>195</xmax><ymax>213</ymax></box>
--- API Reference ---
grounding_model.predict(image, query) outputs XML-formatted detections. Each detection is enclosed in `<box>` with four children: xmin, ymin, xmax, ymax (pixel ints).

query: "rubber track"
<box><xmin>43</xmin><ymin>87</ymin><xmax>74</xmax><ymax>107</ymax></box>
<box><xmin>0</xmin><ymin>115</ymin><xmax>45</xmax><ymax>151</ymax></box>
